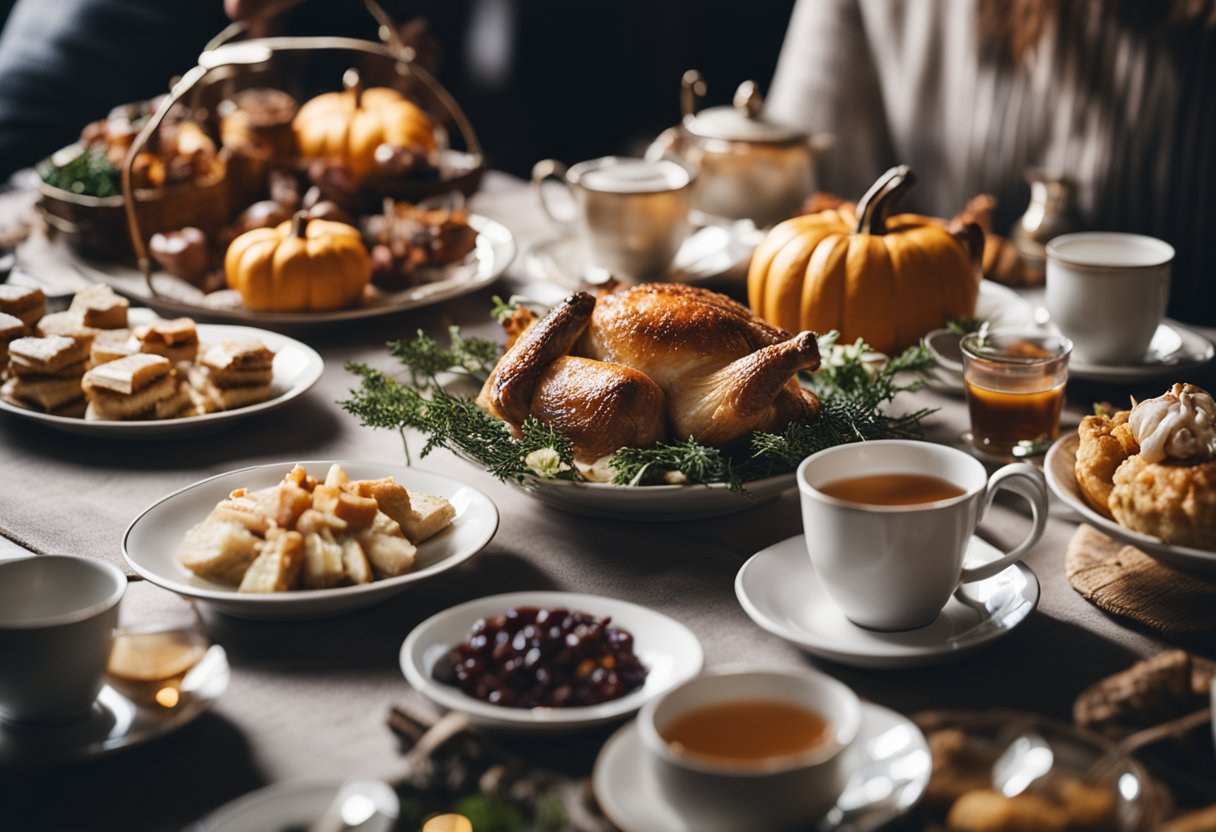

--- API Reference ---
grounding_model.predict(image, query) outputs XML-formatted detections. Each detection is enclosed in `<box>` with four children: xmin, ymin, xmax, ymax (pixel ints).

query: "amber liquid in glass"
<box><xmin>964</xmin><ymin>376</ymin><xmax>1065</xmax><ymax>456</ymax></box>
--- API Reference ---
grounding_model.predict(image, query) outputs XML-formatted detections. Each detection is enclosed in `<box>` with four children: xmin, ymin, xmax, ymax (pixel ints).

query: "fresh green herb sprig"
<box><xmin>38</xmin><ymin>147</ymin><xmax>122</xmax><ymax>198</ymax></box>
<box><xmin>342</xmin><ymin>318</ymin><xmax>938</xmax><ymax>489</ymax></box>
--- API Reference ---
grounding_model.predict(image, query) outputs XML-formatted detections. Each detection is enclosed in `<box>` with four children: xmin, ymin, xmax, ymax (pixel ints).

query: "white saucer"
<box><xmin>523</xmin><ymin>222</ymin><xmax>760</xmax><ymax>288</ymax></box>
<box><xmin>1065</xmin><ymin>321</ymin><xmax>1215</xmax><ymax>382</ymax></box>
<box><xmin>401</xmin><ymin>591</ymin><xmax>703</xmax><ymax>733</ymax></box>
<box><xmin>593</xmin><ymin>702</ymin><xmax>930</xmax><ymax>832</ymax></box>
<box><xmin>0</xmin><ymin>645</ymin><xmax>228</xmax><ymax>769</ymax></box>
<box><xmin>192</xmin><ymin>779</ymin><xmax>398</xmax><ymax>832</ymax></box>
<box><xmin>735</xmin><ymin>535</ymin><xmax>1040</xmax><ymax>669</ymax></box>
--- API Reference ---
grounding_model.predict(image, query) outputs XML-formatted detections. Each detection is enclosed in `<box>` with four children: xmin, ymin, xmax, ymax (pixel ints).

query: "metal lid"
<box><xmin>683</xmin><ymin>81</ymin><xmax>806</xmax><ymax>144</ymax></box>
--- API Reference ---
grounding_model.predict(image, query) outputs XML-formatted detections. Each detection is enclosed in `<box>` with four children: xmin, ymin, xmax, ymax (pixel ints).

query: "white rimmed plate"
<box><xmin>123</xmin><ymin>461</ymin><xmax>499</xmax><ymax>619</ymax></box>
<box><xmin>735</xmin><ymin>535</ymin><xmax>1040</xmax><ymax>669</ymax></box>
<box><xmin>400</xmin><ymin>591</ymin><xmax>703</xmax><ymax>733</ymax></box>
<box><xmin>0</xmin><ymin>645</ymin><xmax>228</xmax><ymax>769</ymax></box>
<box><xmin>1044</xmin><ymin>432</ymin><xmax>1216</xmax><ymax>574</ymax></box>
<box><xmin>505</xmin><ymin>471</ymin><xmax>796</xmax><ymax>522</ymax></box>
<box><xmin>191</xmin><ymin>779</ymin><xmax>398</xmax><ymax>832</ymax></box>
<box><xmin>54</xmin><ymin>214</ymin><xmax>514</xmax><ymax>329</ymax></box>
<box><xmin>593</xmin><ymin>702</ymin><xmax>931</xmax><ymax>832</ymax></box>
<box><xmin>0</xmin><ymin>309</ymin><xmax>322</xmax><ymax>439</ymax></box>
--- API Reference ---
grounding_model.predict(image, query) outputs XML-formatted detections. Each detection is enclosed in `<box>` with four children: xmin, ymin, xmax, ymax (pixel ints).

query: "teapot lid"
<box><xmin>683</xmin><ymin>80</ymin><xmax>806</xmax><ymax>144</ymax></box>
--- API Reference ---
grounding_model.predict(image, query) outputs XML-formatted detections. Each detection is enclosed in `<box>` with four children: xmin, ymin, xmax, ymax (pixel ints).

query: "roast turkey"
<box><xmin>479</xmin><ymin>284</ymin><xmax>821</xmax><ymax>463</ymax></box>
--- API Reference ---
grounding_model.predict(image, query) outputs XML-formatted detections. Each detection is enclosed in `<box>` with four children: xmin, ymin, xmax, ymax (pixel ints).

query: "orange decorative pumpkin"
<box><xmin>748</xmin><ymin>166</ymin><xmax>982</xmax><ymax>355</ymax></box>
<box><xmin>225</xmin><ymin>212</ymin><xmax>371</xmax><ymax>312</ymax></box>
<box><xmin>293</xmin><ymin>69</ymin><xmax>436</xmax><ymax>180</ymax></box>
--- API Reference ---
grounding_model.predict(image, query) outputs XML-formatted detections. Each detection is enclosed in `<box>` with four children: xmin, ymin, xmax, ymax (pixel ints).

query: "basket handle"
<box><xmin>124</xmin><ymin>5</ymin><xmax>484</xmax><ymax>296</ymax></box>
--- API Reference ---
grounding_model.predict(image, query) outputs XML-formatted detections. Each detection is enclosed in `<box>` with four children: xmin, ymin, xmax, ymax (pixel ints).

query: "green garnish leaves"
<box><xmin>38</xmin><ymin>147</ymin><xmax>122</xmax><ymax>198</ymax></box>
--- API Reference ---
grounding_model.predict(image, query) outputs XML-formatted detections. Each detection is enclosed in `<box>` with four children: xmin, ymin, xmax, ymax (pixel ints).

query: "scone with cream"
<box><xmin>1108</xmin><ymin>383</ymin><xmax>1216</xmax><ymax>549</ymax></box>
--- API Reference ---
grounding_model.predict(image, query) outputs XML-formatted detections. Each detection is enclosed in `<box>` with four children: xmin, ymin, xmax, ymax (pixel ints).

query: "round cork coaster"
<box><xmin>1066</xmin><ymin>524</ymin><xmax>1216</xmax><ymax>644</ymax></box>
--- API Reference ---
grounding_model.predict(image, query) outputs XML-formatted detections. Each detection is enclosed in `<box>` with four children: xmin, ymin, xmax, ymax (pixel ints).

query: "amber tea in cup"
<box><xmin>961</xmin><ymin>330</ymin><xmax>1071</xmax><ymax>458</ymax></box>
<box><xmin>662</xmin><ymin>699</ymin><xmax>831</xmax><ymax>765</ymax></box>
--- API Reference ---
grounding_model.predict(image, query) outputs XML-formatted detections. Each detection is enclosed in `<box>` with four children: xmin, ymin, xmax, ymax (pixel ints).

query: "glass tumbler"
<box><xmin>960</xmin><ymin>329</ymin><xmax>1072</xmax><ymax>459</ymax></box>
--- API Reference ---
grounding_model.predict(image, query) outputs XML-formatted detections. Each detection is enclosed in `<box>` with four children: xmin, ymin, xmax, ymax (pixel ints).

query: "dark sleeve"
<box><xmin>0</xmin><ymin>0</ymin><xmax>229</xmax><ymax>178</ymax></box>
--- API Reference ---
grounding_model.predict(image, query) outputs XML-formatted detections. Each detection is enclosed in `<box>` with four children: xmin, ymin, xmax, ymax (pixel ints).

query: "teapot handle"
<box><xmin>680</xmin><ymin>69</ymin><xmax>706</xmax><ymax>119</ymax></box>
<box><xmin>531</xmin><ymin>159</ymin><xmax>577</xmax><ymax>233</ymax></box>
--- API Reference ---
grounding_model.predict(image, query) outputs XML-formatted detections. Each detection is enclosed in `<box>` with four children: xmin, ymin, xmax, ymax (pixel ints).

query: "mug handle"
<box><xmin>960</xmin><ymin>463</ymin><xmax>1048</xmax><ymax>583</ymax></box>
<box><xmin>531</xmin><ymin>159</ymin><xmax>576</xmax><ymax>234</ymax></box>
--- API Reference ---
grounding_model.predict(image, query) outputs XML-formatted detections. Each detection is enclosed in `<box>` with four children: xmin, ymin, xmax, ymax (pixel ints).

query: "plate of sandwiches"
<box><xmin>123</xmin><ymin>461</ymin><xmax>499</xmax><ymax>618</ymax></box>
<box><xmin>0</xmin><ymin>284</ymin><xmax>322</xmax><ymax>439</ymax></box>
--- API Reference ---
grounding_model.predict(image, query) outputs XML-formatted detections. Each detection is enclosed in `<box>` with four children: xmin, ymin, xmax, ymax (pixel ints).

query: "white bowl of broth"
<box><xmin>637</xmin><ymin>668</ymin><xmax>860</xmax><ymax>830</ymax></box>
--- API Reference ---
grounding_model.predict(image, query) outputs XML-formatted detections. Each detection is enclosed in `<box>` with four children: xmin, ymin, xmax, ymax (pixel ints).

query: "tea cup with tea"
<box><xmin>531</xmin><ymin>156</ymin><xmax>695</xmax><ymax>281</ymax></box>
<box><xmin>797</xmin><ymin>440</ymin><xmax>1048</xmax><ymax>631</ymax></box>
<box><xmin>638</xmin><ymin>667</ymin><xmax>861</xmax><ymax>830</ymax></box>
<box><xmin>1045</xmin><ymin>232</ymin><xmax>1173</xmax><ymax>365</ymax></box>
<box><xmin>0</xmin><ymin>555</ymin><xmax>126</xmax><ymax>723</ymax></box>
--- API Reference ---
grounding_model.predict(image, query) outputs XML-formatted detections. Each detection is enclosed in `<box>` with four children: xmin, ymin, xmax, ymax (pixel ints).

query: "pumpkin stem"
<box><xmin>292</xmin><ymin>211</ymin><xmax>309</xmax><ymax>239</ymax></box>
<box><xmin>343</xmin><ymin>67</ymin><xmax>363</xmax><ymax>109</ymax></box>
<box><xmin>855</xmin><ymin>165</ymin><xmax>916</xmax><ymax>236</ymax></box>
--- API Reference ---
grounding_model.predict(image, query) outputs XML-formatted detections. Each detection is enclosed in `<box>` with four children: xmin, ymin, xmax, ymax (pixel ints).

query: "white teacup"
<box><xmin>532</xmin><ymin>156</ymin><xmax>694</xmax><ymax>281</ymax></box>
<box><xmin>638</xmin><ymin>668</ymin><xmax>860</xmax><ymax>831</ymax></box>
<box><xmin>797</xmin><ymin>440</ymin><xmax>1048</xmax><ymax>631</ymax></box>
<box><xmin>1045</xmin><ymin>232</ymin><xmax>1173</xmax><ymax>364</ymax></box>
<box><xmin>0</xmin><ymin>556</ymin><xmax>126</xmax><ymax>722</ymax></box>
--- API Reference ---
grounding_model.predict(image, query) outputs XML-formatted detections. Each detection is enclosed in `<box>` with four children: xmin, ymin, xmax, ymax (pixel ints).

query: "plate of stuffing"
<box><xmin>0</xmin><ymin>287</ymin><xmax>322</xmax><ymax>438</ymax></box>
<box><xmin>123</xmin><ymin>461</ymin><xmax>499</xmax><ymax>619</ymax></box>
<box><xmin>1046</xmin><ymin>382</ymin><xmax>1216</xmax><ymax>575</ymax></box>
<box><xmin>400</xmin><ymin>590</ymin><xmax>703</xmax><ymax>732</ymax></box>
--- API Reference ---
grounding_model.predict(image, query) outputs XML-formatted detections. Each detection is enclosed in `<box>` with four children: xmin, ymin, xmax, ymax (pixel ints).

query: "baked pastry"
<box><xmin>193</xmin><ymin>339</ymin><xmax>275</xmax><ymax>411</ymax></box>
<box><xmin>0</xmin><ymin>311</ymin><xmax>25</xmax><ymax>373</ymax></box>
<box><xmin>1114</xmin><ymin>384</ymin><xmax>1216</xmax><ymax>548</ymax></box>
<box><xmin>0</xmin><ymin>285</ymin><xmax>45</xmax><ymax>328</ymax></box>
<box><xmin>176</xmin><ymin>464</ymin><xmax>452</xmax><ymax>592</ymax></box>
<box><xmin>1074</xmin><ymin>410</ymin><xmax>1139</xmax><ymax>519</ymax></box>
<box><xmin>1</xmin><ymin>334</ymin><xmax>90</xmax><ymax>414</ymax></box>
<box><xmin>82</xmin><ymin>353</ymin><xmax>192</xmax><ymax>420</ymax></box>
<box><xmin>134</xmin><ymin>317</ymin><xmax>199</xmax><ymax>363</ymax></box>
<box><xmin>69</xmin><ymin>285</ymin><xmax>128</xmax><ymax>329</ymax></box>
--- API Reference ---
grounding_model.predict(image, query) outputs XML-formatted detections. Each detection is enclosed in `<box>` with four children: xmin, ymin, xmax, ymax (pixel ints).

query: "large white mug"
<box><xmin>797</xmin><ymin>440</ymin><xmax>1048</xmax><ymax>631</ymax></box>
<box><xmin>1045</xmin><ymin>232</ymin><xmax>1173</xmax><ymax>364</ymax></box>
<box><xmin>0</xmin><ymin>556</ymin><xmax>126</xmax><ymax>722</ymax></box>
<box><xmin>638</xmin><ymin>668</ymin><xmax>860</xmax><ymax>830</ymax></box>
<box><xmin>531</xmin><ymin>156</ymin><xmax>694</xmax><ymax>281</ymax></box>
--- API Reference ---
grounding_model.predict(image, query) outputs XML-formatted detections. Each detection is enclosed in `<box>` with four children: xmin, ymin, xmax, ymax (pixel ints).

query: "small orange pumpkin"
<box><xmin>225</xmin><ymin>212</ymin><xmax>371</xmax><ymax>312</ymax></box>
<box><xmin>293</xmin><ymin>69</ymin><xmax>435</xmax><ymax>181</ymax></box>
<box><xmin>748</xmin><ymin>166</ymin><xmax>982</xmax><ymax>355</ymax></box>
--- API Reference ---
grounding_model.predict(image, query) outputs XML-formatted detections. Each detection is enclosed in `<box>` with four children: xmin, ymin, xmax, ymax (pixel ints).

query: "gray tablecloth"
<box><xmin>1</xmin><ymin>174</ymin><xmax>1211</xmax><ymax>831</ymax></box>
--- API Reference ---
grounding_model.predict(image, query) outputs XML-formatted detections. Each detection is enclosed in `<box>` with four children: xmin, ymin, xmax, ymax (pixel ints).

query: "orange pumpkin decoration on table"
<box><xmin>747</xmin><ymin>166</ymin><xmax>983</xmax><ymax>355</ymax></box>
<box><xmin>293</xmin><ymin>68</ymin><xmax>436</xmax><ymax>180</ymax></box>
<box><xmin>225</xmin><ymin>212</ymin><xmax>372</xmax><ymax>312</ymax></box>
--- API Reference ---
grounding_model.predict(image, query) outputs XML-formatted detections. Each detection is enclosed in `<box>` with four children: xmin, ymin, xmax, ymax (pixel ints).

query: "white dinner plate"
<box><xmin>54</xmin><ymin>214</ymin><xmax>514</xmax><ymax>329</ymax></box>
<box><xmin>592</xmin><ymin>702</ymin><xmax>931</xmax><ymax>832</ymax></box>
<box><xmin>735</xmin><ymin>535</ymin><xmax>1040</xmax><ymax>669</ymax></box>
<box><xmin>123</xmin><ymin>461</ymin><xmax>499</xmax><ymax>619</ymax></box>
<box><xmin>400</xmin><ymin>591</ymin><xmax>704</xmax><ymax>733</ymax></box>
<box><xmin>0</xmin><ymin>645</ymin><xmax>228</xmax><ymax>769</ymax></box>
<box><xmin>191</xmin><ymin>779</ymin><xmax>398</xmax><ymax>832</ymax></box>
<box><xmin>0</xmin><ymin>308</ymin><xmax>323</xmax><ymax>439</ymax></box>
<box><xmin>1044</xmin><ymin>432</ymin><xmax>1216</xmax><ymax>574</ymax></box>
<box><xmin>504</xmin><ymin>471</ymin><xmax>796</xmax><ymax>522</ymax></box>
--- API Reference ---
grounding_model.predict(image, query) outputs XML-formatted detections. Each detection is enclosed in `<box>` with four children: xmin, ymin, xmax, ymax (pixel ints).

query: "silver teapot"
<box><xmin>647</xmin><ymin>70</ymin><xmax>831</xmax><ymax>228</ymax></box>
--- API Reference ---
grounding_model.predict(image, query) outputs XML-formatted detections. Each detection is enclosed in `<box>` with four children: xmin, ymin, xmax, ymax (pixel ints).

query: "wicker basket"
<box><xmin>36</xmin><ymin>144</ymin><xmax>230</xmax><ymax>260</ymax></box>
